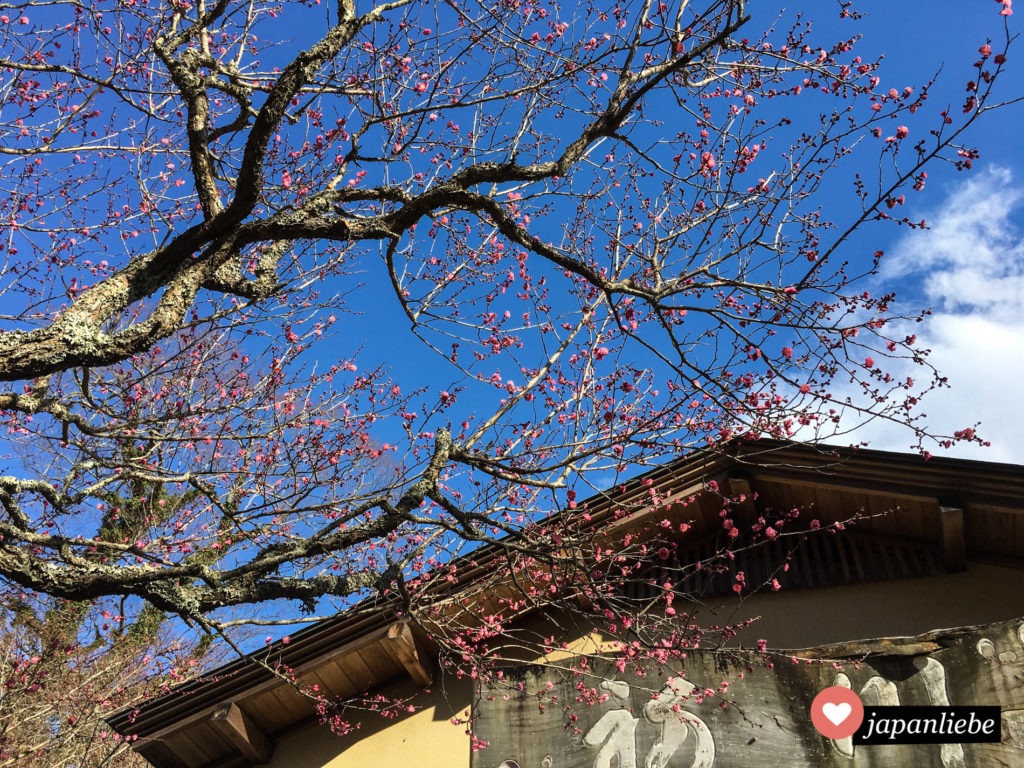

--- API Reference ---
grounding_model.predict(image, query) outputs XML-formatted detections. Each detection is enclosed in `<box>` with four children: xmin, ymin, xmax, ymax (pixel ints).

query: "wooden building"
<box><xmin>107</xmin><ymin>441</ymin><xmax>1024</xmax><ymax>767</ymax></box>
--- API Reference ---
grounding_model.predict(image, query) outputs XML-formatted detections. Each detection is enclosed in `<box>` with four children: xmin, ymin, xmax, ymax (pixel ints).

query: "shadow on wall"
<box><xmin>704</xmin><ymin>562</ymin><xmax>1024</xmax><ymax>648</ymax></box>
<box><xmin>267</xmin><ymin>676</ymin><xmax>473</xmax><ymax>768</ymax></box>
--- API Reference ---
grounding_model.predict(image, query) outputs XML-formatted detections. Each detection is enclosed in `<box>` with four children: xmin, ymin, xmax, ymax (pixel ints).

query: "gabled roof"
<box><xmin>108</xmin><ymin>440</ymin><xmax>1024</xmax><ymax>768</ymax></box>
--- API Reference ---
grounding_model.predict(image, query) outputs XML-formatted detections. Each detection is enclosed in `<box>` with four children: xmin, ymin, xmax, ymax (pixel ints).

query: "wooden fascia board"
<box><xmin>572</xmin><ymin>455</ymin><xmax>732</xmax><ymax>530</ymax></box>
<box><xmin>735</xmin><ymin>443</ymin><xmax>1024</xmax><ymax>508</ymax></box>
<box><xmin>746</xmin><ymin>464</ymin><xmax>1024</xmax><ymax>511</ymax></box>
<box><xmin>592</xmin><ymin>479</ymin><xmax>720</xmax><ymax>540</ymax></box>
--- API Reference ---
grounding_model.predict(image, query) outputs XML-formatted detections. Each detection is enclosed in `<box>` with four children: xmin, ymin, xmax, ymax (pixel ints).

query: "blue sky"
<box><xmin>332</xmin><ymin>0</ymin><xmax>1024</xmax><ymax>464</ymax></box>
<box><xmin>797</xmin><ymin>0</ymin><xmax>1024</xmax><ymax>462</ymax></box>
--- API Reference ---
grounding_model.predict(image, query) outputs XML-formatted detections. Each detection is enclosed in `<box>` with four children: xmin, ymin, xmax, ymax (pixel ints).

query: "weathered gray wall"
<box><xmin>473</xmin><ymin>619</ymin><xmax>1024</xmax><ymax>768</ymax></box>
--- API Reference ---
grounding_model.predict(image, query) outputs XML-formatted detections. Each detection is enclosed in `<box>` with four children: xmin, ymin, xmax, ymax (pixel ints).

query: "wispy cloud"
<box><xmin>852</xmin><ymin>167</ymin><xmax>1024</xmax><ymax>462</ymax></box>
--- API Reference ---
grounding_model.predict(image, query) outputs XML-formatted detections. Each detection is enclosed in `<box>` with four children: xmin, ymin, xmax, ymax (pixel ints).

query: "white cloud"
<box><xmin>852</xmin><ymin>167</ymin><xmax>1024</xmax><ymax>463</ymax></box>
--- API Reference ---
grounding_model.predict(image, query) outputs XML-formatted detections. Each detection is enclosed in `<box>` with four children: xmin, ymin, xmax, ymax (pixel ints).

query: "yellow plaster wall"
<box><xmin>266</xmin><ymin>677</ymin><xmax>473</xmax><ymax>768</ymax></box>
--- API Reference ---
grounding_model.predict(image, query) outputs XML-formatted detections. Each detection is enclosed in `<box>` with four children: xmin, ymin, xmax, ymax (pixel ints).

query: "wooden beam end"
<box><xmin>939</xmin><ymin>505</ymin><xmax>967</xmax><ymax>574</ymax></box>
<box><xmin>209</xmin><ymin>701</ymin><xmax>273</xmax><ymax>764</ymax></box>
<box><xmin>384</xmin><ymin>621</ymin><xmax>436</xmax><ymax>687</ymax></box>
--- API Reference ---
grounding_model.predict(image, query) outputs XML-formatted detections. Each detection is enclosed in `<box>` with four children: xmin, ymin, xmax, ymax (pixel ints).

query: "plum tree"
<box><xmin>0</xmin><ymin>0</ymin><xmax>1013</xmax><ymax>660</ymax></box>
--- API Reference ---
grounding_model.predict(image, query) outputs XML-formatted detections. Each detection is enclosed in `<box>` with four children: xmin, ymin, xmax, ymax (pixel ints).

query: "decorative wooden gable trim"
<box><xmin>626</xmin><ymin>531</ymin><xmax>944</xmax><ymax>600</ymax></box>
